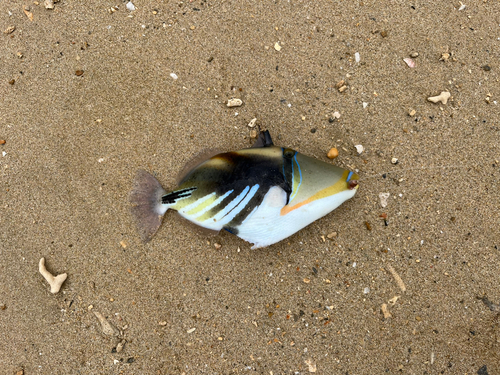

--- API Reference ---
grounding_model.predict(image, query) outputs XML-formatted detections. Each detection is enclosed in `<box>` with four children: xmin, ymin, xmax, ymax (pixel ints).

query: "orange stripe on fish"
<box><xmin>280</xmin><ymin>170</ymin><xmax>351</xmax><ymax>216</ymax></box>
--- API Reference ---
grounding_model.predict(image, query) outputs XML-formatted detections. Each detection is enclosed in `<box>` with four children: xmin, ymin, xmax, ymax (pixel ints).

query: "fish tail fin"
<box><xmin>130</xmin><ymin>170</ymin><xmax>168</xmax><ymax>242</ymax></box>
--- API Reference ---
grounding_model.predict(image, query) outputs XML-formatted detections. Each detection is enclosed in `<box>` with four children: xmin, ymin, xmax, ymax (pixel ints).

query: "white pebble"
<box><xmin>2</xmin><ymin>151</ymin><xmax>6</xmax><ymax>157</ymax></box>
<box><xmin>391</xmin><ymin>157</ymin><xmax>398</xmax><ymax>164</ymax></box>
<box><xmin>362</xmin><ymin>102</ymin><xmax>368</xmax><ymax>109</ymax></box>
<box><xmin>379</xmin><ymin>192</ymin><xmax>390</xmax><ymax>208</ymax></box>
<box><xmin>126</xmin><ymin>1</ymin><xmax>136</xmax><ymax>11</ymax></box>
<box><xmin>354</xmin><ymin>144</ymin><xmax>364</xmax><ymax>154</ymax></box>
<box><xmin>458</xmin><ymin>2</ymin><xmax>466</xmax><ymax>10</ymax></box>
<box><xmin>354</xmin><ymin>52</ymin><xmax>360</xmax><ymax>63</ymax></box>
<box><xmin>363</xmin><ymin>287</ymin><xmax>370</xmax><ymax>294</ymax></box>
<box><xmin>187</xmin><ymin>327</ymin><xmax>196</xmax><ymax>333</ymax></box>
<box><xmin>170</xmin><ymin>73</ymin><xmax>178</xmax><ymax>80</ymax></box>
<box><xmin>332</xmin><ymin>111</ymin><xmax>341</xmax><ymax>119</ymax></box>
<box><xmin>227</xmin><ymin>98</ymin><xmax>243</xmax><ymax>107</ymax></box>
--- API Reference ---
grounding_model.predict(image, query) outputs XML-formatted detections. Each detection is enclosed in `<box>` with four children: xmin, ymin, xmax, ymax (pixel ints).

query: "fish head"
<box><xmin>280</xmin><ymin>149</ymin><xmax>359</xmax><ymax>216</ymax></box>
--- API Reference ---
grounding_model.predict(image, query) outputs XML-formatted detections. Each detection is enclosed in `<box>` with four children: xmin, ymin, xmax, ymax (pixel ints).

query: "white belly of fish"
<box><xmin>236</xmin><ymin>186</ymin><xmax>357</xmax><ymax>249</ymax></box>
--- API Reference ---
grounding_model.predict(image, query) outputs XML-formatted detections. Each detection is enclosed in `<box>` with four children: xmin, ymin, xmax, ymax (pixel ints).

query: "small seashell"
<box><xmin>126</xmin><ymin>1</ymin><xmax>136</xmax><ymax>11</ymax></box>
<box><xmin>354</xmin><ymin>145</ymin><xmax>364</xmax><ymax>154</ymax></box>
<box><xmin>403</xmin><ymin>57</ymin><xmax>416</xmax><ymax>68</ymax></box>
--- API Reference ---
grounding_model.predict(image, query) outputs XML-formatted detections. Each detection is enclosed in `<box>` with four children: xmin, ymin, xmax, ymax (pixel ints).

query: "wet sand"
<box><xmin>1</xmin><ymin>1</ymin><xmax>499</xmax><ymax>374</ymax></box>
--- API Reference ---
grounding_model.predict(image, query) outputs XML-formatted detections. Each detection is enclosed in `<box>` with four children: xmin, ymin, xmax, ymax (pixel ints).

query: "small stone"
<box><xmin>227</xmin><ymin>98</ymin><xmax>242</xmax><ymax>107</ymax></box>
<box><xmin>250</xmin><ymin>129</ymin><xmax>258</xmax><ymax>138</ymax></box>
<box><xmin>119</xmin><ymin>240</ymin><xmax>128</xmax><ymax>249</ymax></box>
<box><xmin>354</xmin><ymin>144</ymin><xmax>364</xmax><ymax>154</ymax></box>
<box><xmin>332</xmin><ymin>111</ymin><xmax>341</xmax><ymax>119</ymax></box>
<box><xmin>274</xmin><ymin>42</ymin><xmax>281</xmax><ymax>51</ymax></box>
<box><xmin>190</xmin><ymin>25</ymin><xmax>195</xmax><ymax>30</ymax></box>
<box><xmin>338</xmin><ymin>85</ymin><xmax>347</xmax><ymax>93</ymax></box>
<box><xmin>409</xmin><ymin>109</ymin><xmax>416</xmax><ymax>116</ymax></box>
<box><xmin>303</xmin><ymin>278</ymin><xmax>311</xmax><ymax>284</ymax></box>
<box><xmin>16</xmin><ymin>370</ymin><xmax>24</xmax><ymax>375</ymax></box>
<box><xmin>354</xmin><ymin>52</ymin><xmax>360</xmax><ymax>63</ymax></box>
<box><xmin>170</xmin><ymin>73</ymin><xmax>178</xmax><ymax>80</ymax></box>
<box><xmin>214</xmin><ymin>243</ymin><xmax>222</xmax><ymax>249</ymax></box>
<box><xmin>482</xmin><ymin>65</ymin><xmax>491</xmax><ymax>72</ymax></box>
<box><xmin>0</xmin><ymin>303</ymin><xmax>6</xmax><ymax>310</ymax></box>
<box><xmin>305</xmin><ymin>359</ymin><xmax>317</xmax><ymax>373</ymax></box>
<box><xmin>391</xmin><ymin>158</ymin><xmax>399</xmax><ymax>164</ymax></box>
<box><xmin>363</xmin><ymin>287</ymin><xmax>370</xmax><ymax>294</ymax></box>
<box><xmin>9</xmin><ymin>79</ymin><xmax>15</xmax><ymax>85</ymax></box>
<box><xmin>335</xmin><ymin>80</ymin><xmax>345</xmax><ymax>89</ymax></box>
<box><xmin>16</xmin><ymin>52</ymin><xmax>23</xmax><ymax>58</ymax></box>
<box><xmin>477</xmin><ymin>365</ymin><xmax>488</xmax><ymax>375</ymax></box>
<box><xmin>75</xmin><ymin>70</ymin><xmax>84</xmax><ymax>76</ymax></box>
<box><xmin>4</xmin><ymin>26</ymin><xmax>16</xmax><ymax>34</ymax></box>
<box><xmin>410</xmin><ymin>52</ymin><xmax>419</xmax><ymax>58</ymax></box>
<box><xmin>158</xmin><ymin>321</ymin><xmax>167</xmax><ymax>326</ymax></box>
<box><xmin>440</xmin><ymin>52</ymin><xmax>450</xmax><ymax>62</ymax></box>
<box><xmin>415</xmin><ymin>316</ymin><xmax>422</xmax><ymax>321</ymax></box>
<box><xmin>327</xmin><ymin>148</ymin><xmax>339</xmax><ymax>159</ymax></box>
<box><xmin>44</xmin><ymin>0</ymin><xmax>54</xmax><ymax>9</ymax></box>
<box><xmin>187</xmin><ymin>327</ymin><xmax>196</xmax><ymax>333</ymax></box>
<box><xmin>326</xmin><ymin>232</ymin><xmax>337</xmax><ymax>239</ymax></box>
<box><xmin>380</xmin><ymin>30</ymin><xmax>388</xmax><ymax>38</ymax></box>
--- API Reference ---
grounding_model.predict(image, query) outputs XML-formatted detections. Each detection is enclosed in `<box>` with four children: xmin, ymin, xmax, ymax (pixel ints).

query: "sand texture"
<box><xmin>1</xmin><ymin>1</ymin><xmax>500</xmax><ymax>374</ymax></box>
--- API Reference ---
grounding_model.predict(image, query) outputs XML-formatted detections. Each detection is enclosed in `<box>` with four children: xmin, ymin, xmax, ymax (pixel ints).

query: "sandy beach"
<box><xmin>1</xmin><ymin>1</ymin><xmax>499</xmax><ymax>374</ymax></box>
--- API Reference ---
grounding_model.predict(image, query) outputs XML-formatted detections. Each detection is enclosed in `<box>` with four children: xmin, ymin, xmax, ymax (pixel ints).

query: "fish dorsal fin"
<box><xmin>251</xmin><ymin>130</ymin><xmax>274</xmax><ymax>148</ymax></box>
<box><xmin>176</xmin><ymin>148</ymin><xmax>223</xmax><ymax>184</ymax></box>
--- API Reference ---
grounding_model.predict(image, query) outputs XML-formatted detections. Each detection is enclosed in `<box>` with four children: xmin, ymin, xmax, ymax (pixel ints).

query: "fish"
<box><xmin>130</xmin><ymin>130</ymin><xmax>359</xmax><ymax>249</ymax></box>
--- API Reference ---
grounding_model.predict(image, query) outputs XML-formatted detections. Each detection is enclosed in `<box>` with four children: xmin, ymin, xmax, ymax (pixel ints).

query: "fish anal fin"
<box><xmin>176</xmin><ymin>148</ymin><xmax>224</xmax><ymax>184</ymax></box>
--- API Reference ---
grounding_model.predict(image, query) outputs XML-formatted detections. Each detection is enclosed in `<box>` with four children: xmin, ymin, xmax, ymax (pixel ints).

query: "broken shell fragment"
<box><xmin>39</xmin><ymin>258</ymin><xmax>67</xmax><ymax>294</ymax></box>
<box><xmin>354</xmin><ymin>145</ymin><xmax>364</xmax><ymax>155</ymax></box>
<box><xmin>227</xmin><ymin>98</ymin><xmax>242</xmax><ymax>107</ymax></box>
<box><xmin>4</xmin><ymin>26</ymin><xmax>16</xmax><ymax>34</ymax></box>
<box><xmin>93</xmin><ymin>311</ymin><xmax>120</xmax><ymax>336</ymax></box>
<box><xmin>381</xmin><ymin>303</ymin><xmax>392</xmax><ymax>319</ymax></box>
<box><xmin>403</xmin><ymin>57</ymin><xmax>416</xmax><ymax>68</ymax></box>
<box><xmin>247</xmin><ymin>118</ymin><xmax>257</xmax><ymax>128</ymax></box>
<box><xmin>427</xmin><ymin>91</ymin><xmax>451</xmax><ymax>105</ymax></box>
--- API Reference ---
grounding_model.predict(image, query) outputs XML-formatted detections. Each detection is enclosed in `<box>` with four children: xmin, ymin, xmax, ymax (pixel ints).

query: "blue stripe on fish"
<box><xmin>346</xmin><ymin>171</ymin><xmax>354</xmax><ymax>182</ymax></box>
<box><xmin>212</xmin><ymin>186</ymin><xmax>250</xmax><ymax>222</ymax></box>
<box><xmin>290</xmin><ymin>153</ymin><xmax>302</xmax><ymax>201</ymax></box>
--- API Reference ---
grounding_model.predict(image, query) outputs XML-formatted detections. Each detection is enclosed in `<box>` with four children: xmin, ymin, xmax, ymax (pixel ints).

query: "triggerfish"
<box><xmin>130</xmin><ymin>130</ymin><xmax>359</xmax><ymax>248</ymax></box>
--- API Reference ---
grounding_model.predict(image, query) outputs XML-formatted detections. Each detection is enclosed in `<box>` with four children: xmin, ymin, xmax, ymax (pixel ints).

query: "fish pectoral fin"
<box><xmin>264</xmin><ymin>186</ymin><xmax>288</xmax><ymax>208</ymax></box>
<box><xmin>251</xmin><ymin>129</ymin><xmax>274</xmax><ymax>148</ymax></box>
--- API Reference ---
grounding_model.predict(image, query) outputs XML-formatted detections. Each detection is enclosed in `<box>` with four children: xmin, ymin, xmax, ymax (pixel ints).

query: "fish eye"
<box><xmin>283</xmin><ymin>148</ymin><xmax>296</xmax><ymax>159</ymax></box>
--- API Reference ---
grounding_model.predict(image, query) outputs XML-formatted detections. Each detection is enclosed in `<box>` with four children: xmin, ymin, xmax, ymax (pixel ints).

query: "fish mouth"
<box><xmin>346</xmin><ymin>171</ymin><xmax>359</xmax><ymax>190</ymax></box>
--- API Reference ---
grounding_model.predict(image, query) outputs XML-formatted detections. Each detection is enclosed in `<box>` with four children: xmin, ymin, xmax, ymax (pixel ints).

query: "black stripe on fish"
<box><xmin>162</xmin><ymin>187</ymin><xmax>197</xmax><ymax>204</ymax></box>
<box><xmin>225</xmin><ymin>187</ymin><xmax>263</xmax><ymax>229</ymax></box>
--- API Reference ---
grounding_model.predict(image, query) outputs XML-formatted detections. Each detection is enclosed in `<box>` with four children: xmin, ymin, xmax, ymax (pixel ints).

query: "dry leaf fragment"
<box><xmin>23</xmin><ymin>7</ymin><xmax>34</xmax><ymax>21</ymax></box>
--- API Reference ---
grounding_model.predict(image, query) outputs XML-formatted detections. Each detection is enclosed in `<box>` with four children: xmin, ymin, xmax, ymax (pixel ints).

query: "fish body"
<box><xmin>130</xmin><ymin>131</ymin><xmax>359</xmax><ymax>248</ymax></box>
